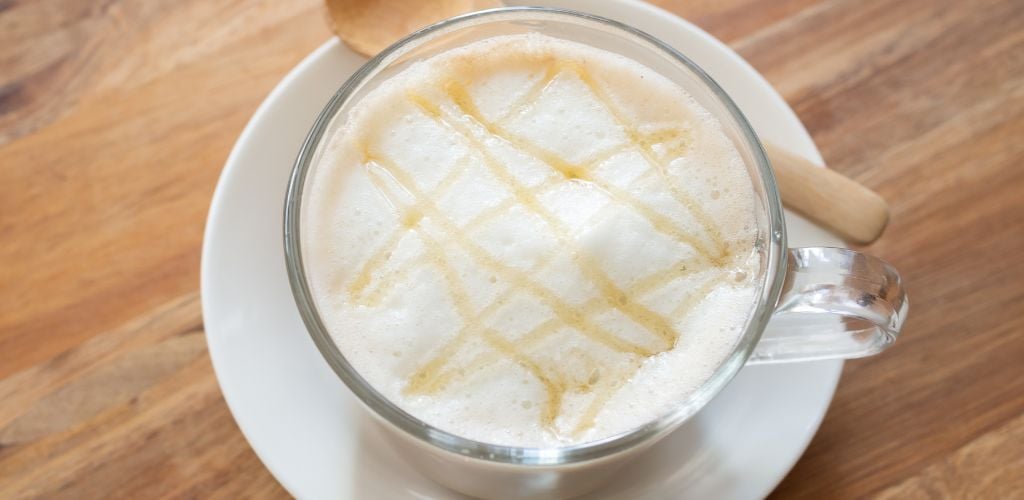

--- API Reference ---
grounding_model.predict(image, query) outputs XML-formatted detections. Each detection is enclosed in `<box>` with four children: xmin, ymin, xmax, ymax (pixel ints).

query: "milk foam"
<box><xmin>303</xmin><ymin>34</ymin><xmax>763</xmax><ymax>446</ymax></box>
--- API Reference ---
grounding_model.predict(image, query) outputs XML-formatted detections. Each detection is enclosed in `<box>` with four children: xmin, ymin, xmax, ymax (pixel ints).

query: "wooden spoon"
<box><xmin>766</xmin><ymin>144</ymin><xmax>888</xmax><ymax>244</ymax></box>
<box><xmin>326</xmin><ymin>0</ymin><xmax>503</xmax><ymax>57</ymax></box>
<box><xmin>325</xmin><ymin>0</ymin><xmax>890</xmax><ymax>244</ymax></box>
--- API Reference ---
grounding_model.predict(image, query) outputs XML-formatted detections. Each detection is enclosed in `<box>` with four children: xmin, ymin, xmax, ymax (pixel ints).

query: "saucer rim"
<box><xmin>200</xmin><ymin>0</ymin><xmax>842</xmax><ymax>497</ymax></box>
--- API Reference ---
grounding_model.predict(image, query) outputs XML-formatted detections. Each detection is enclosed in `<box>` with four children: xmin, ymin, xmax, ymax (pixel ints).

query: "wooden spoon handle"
<box><xmin>766</xmin><ymin>143</ymin><xmax>889</xmax><ymax>244</ymax></box>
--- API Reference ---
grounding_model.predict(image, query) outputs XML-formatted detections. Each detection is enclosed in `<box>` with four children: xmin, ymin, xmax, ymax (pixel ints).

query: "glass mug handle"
<box><xmin>748</xmin><ymin>247</ymin><xmax>908</xmax><ymax>364</ymax></box>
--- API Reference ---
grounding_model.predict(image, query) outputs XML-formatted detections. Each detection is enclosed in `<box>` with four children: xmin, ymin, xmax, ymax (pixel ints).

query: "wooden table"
<box><xmin>1</xmin><ymin>0</ymin><xmax>1021</xmax><ymax>497</ymax></box>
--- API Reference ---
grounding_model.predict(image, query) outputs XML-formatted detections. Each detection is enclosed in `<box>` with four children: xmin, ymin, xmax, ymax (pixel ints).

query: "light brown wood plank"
<box><xmin>0</xmin><ymin>294</ymin><xmax>287</xmax><ymax>499</ymax></box>
<box><xmin>873</xmin><ymin>413</ymin><xmax>1024</xmax><ymax>499</ymax></box>
<box><xmin>1</xmin><ymin>0</ymin><xmax>1021</xmax><ymax>497</ymax></box>
<box><xmin>0</xmin><ymin>0</ymin><xmax>330</xmax><ymax>379</ymax></box>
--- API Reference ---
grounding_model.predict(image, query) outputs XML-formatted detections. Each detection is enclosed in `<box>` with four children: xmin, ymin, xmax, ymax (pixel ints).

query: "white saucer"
<box><xmin>201</xmin><ymin>1</ymin><xmax>843</xmax><ymax>498</ymax></box>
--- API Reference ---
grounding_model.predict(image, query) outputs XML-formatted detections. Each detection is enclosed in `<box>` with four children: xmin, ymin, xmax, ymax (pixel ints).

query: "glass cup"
<box><xmin>284</xmin><ymin>7</ymin><xmax>908</xmax><ymax>499</ymax></box>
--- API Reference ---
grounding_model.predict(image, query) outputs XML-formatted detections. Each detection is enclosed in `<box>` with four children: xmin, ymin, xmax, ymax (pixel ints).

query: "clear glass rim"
<box><xmin>283</xmin><ymin>6</ymin><xmax>786</xmax><ymax>466</ymax></box>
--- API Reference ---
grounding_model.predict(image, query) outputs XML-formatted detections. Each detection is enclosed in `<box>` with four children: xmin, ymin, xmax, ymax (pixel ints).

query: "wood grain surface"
<box><xmin>1</xmin><ymin>0</ymin><xmax>1021</xmax><ymax>498</ymax></box>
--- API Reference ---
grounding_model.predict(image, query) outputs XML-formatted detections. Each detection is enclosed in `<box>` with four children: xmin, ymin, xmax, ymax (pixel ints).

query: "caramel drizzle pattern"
<box><xmin>348</xmin><ymin>60</ymin><xmax>735</xmax><ymax>437</ymax></box>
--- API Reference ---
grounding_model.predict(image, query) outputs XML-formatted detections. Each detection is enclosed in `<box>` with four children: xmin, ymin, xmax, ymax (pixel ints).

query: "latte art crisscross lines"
<box><xmin>407</xmin><ymin>91</ymin><xmax>681</xmax><ymax>347</ymax></box>
<box><xmin>482</xmin><ymin>60</ymin><xmax>730</xmax><ymax>264</ymax></box>
<box><xmin>363</xmin><ymin>150</ymin><xmax>728</xmax><ymax>435</ymax></box>
<box><xmin>344</xmin><ymin>158</ymin><xmax>470</xmax><ymax>299</ymax></box>
<box><xmin>364</xmin><ymin>152</ymin><xmax>660</xmax><ymax>357</ymax></box>
<box><xmin>371</xmin><ymin>173</ymin><xmax>573</xmax><ymax>424</ymax></box>
<box><xmin>339</xmin><ymin>60</ymin><xmax>737</xmax><ymax>436</ymax></box>
<box><xmin>364</xmin><ymin>148</ymin><xmax>672</xmax><ymax>428</ymax></box>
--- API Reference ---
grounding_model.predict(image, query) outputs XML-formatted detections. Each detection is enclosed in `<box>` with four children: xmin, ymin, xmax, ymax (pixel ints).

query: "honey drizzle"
<box><xmin>347</xmin><ymin>159</ymin><xmax>468</xmax><ymax>300</ymax></box>
<box><xmin>357</xmin><ymin>262</ymin><xmax>418</xmax><ymax>308</ymax></box>
<box><xmin>479</xmin><ymin>328</ymin><xmax>566</xmax><ymax>425</ymax></box>
<box><xmin>413</xmin><ymin>266</ymin><xmax>727</xmax><ymax>405</ymax></box>
<box><xmin>413</xmin><ymin>87</ymin><xmax>680</xmax><ymax>348</ymax></box>
<box><xmin>365</xmin><ymin>152</ymin><xmax>660</xmax><ymax>428</ymax></box>
<box><xmin>344</xmin><ymin>57</ymin><xmax>744</xmax><ymax>436</ymax></box>
<box><xmin>367</xmin><ymin>153</ymin><xmax>656</xmax><ymax>358</ymax></box>
<box><xmin>440</xmin><ymin>77</ymin><xmax>723</xmax><ymax>265</ymax></box>
<box><xmin>627</xmin><ymin>256</ymin><xmax>707</xmax><ymax>296</ymax></box>
<box><xmin>414</xmin><ymin>210</ymin><xmax>562</xmax><ymax>413</ymax></box>
<box><xmin>354</xmin><ymin>179</ymin><xmax>557</xmax><ymax>307</ymax></box>
<box><xmin>397</xmin><ymin>94</ymin><xmax>672</xmax><ymax>433</ymax></box>
<box><xmin>670</xmin><ymin>271</ymin><xmax>728</xmax><ymax>318</ymax></box>
<box><xmin>364</xmin><ymin>159</ymin><xmax>572</xmax><ymax>423</ymax></box>
<box><xmin>572</xmin><ymin>367</ymin><xmax>632</xmax><ymax>435</ymax></box>
<box><xmin>574</xmin><ymin>272</ymin><xmax>730</xmax><ymax>434</ymax></box>
<box><xmin>346</xmin><ymin>229</ymin><xmax>405</xmax><ymax>298</ymax></box>
<box><xmin>493</xmin><ymin>61</ymin><xmax>561</xmax><ymax>123</ymax></box>
<box><xmin>414</xmin><ymin>204</ymin><xmax>642</xmax><ymax>399</ymax></box>
<box><xmin>418</xmin><ymin>318</ymin><xmax>564</xmax><ymax>395</ymax></box>
<box><xmin>563</xmin><ymin>62</ymin><xmax>730</xmax><ymax>262</ymax></box>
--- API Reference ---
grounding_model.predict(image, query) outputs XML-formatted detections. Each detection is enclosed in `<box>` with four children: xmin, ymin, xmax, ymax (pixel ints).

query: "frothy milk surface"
<box><xmin>303</xmin><ymin>34</ymin><xmax>762</xmax><ymax>446</ymax></box>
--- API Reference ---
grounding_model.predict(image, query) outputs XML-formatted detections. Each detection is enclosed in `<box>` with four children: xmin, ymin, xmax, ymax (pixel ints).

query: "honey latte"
<box><xmin>302</xmin><ymin>34</ymin><xmax>762</xmax><ymax>446</ymax></box>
